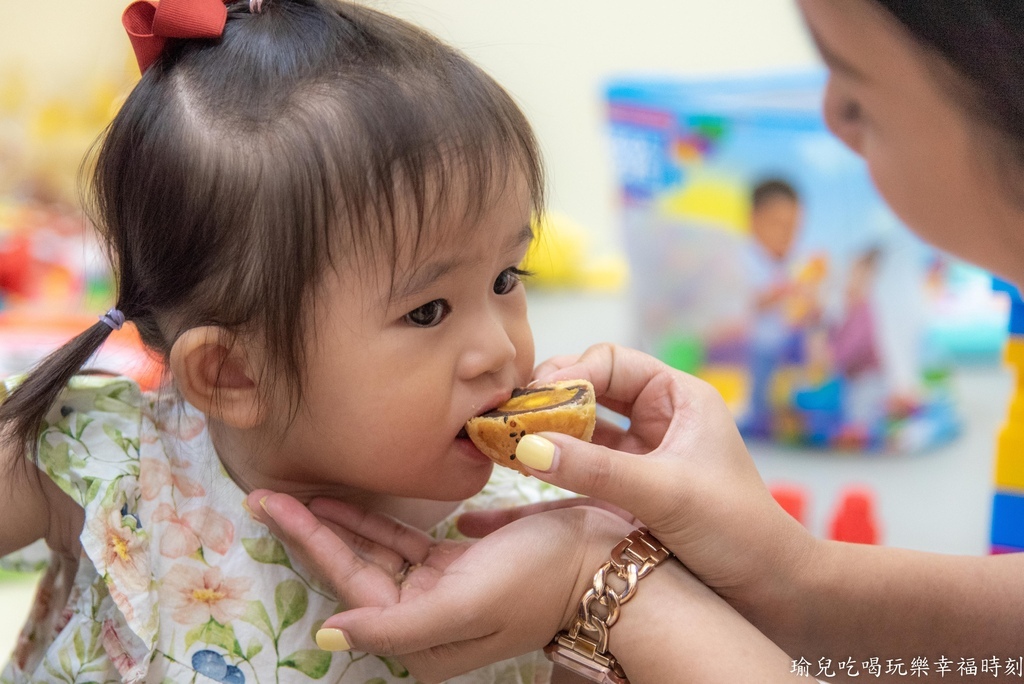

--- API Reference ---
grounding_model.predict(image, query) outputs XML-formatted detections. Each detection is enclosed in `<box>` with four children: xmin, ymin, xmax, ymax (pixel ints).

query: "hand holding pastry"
<box><xmin>518</xmin><ymin>344</ymin><xmax>815</xmax><ymax>619</ymax></box>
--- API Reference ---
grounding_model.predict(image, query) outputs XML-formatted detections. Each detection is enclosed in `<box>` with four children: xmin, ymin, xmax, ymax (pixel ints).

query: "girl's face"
<box><xmin>798</xmin><ymin>0</ymin><xmax>1024</xmax><ymax>282</ymax></box>
<box><xmin>260</xmin><ymin>172</ymin><xmax>536</xmax><ymax>503</ymax></box>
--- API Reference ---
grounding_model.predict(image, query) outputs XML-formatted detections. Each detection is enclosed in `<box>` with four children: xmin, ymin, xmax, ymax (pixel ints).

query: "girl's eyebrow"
<box><xmin>394</xmin><ymin>223</ymin><xmax>534</xmax><ymax>301</ymax></box>
<box><xmin>507</xmin><ymin>223</ymin><xmax>535</xmax><ymax>252</ymax></box>
<box><xmin>395</xmin><ymin>258</ymin><xmax>460</xmax><ymax>301</ymax></box>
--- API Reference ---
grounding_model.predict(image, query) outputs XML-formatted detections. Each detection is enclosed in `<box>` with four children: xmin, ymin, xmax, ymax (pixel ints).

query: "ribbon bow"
<box><xmin>123</xmin><ymin>0</ymin><xmax>229</xmax><ymax>73</ymax></box>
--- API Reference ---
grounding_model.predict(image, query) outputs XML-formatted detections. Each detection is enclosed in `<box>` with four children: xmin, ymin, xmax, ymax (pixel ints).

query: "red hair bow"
<box><xmin>123</xmin><ymin>0</ymin><xmax>229</xmax><ymax>73</ymax></box>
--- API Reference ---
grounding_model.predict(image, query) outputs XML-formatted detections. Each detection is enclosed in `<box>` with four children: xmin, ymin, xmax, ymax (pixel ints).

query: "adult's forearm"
<box><xmin>610</xmin><ymin>560</ymin><xmax>803</xmax><ymax>683</ymax></box>
<box><xmin>747</xmin><ymin>540</ymin><xmax>1024</xmax><ymax>681</ymax></box>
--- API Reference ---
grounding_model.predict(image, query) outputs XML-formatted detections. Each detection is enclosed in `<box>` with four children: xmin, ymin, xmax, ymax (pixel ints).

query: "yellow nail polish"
<box><xmin>241</xmin><ymin>498</ymin><xmax>254</xmax><ymax>517</ymax></box>
<box><xmin>316</xmin><ymin>628</ymin><xmax>351</xmax><ymax>652</ymax></box>
<box><xmin>516</xmin><ymin>434</ymin><xmax>555</xmax><ymax>471</ymax></box>
<box><xmin>259</xmin><ymin>496</ymin><xmax>270</xmax><ymax>514</ymax></box>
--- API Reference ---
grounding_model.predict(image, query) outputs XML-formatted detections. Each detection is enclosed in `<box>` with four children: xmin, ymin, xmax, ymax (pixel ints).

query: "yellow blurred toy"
<box><xmin>522</xmin><ymin>212</ymin><xmax>628</xmax><ymax>292</ymax></box>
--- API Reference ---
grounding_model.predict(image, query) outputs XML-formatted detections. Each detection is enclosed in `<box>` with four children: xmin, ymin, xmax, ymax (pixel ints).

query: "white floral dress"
<box><xmin>0</xmin><ymin>375</ymin><xmax>563</xmax><ymax>684</ymax></box>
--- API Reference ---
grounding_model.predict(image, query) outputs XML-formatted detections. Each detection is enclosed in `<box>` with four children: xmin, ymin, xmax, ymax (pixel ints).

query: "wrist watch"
<box><xmin>544</xmin><ymin>527</ymin><xmax>674</xmax><ymax>684</ymax></box>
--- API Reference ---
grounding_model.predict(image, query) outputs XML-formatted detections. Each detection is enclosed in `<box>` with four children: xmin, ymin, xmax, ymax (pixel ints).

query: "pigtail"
<box><xmin>0</xmin><ymin>316</ymin><xmax>120</xmax><ymax>461</ymax></box>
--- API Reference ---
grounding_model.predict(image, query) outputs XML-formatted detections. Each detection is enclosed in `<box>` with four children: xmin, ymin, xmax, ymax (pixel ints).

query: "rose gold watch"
<box><xmin>544</xmin><ymin>527</ymin><xmax>674</xmax><ymax>684</ymax></box>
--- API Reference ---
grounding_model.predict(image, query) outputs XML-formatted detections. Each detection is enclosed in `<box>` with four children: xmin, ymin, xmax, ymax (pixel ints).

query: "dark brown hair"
<box><xmin>752</xmin><ymin>178</ymin><xmax>800</xmax><ymax>210</ymax></box>
<box><xmin>0</xmin><ymin>0</ymin><xmax>544</xmax><ymax>456</ymax></box>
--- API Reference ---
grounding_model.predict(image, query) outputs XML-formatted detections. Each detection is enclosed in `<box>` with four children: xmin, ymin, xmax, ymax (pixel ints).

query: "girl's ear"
<box><xmin>169</xmin><ymin>327</ymin><xmax>267</xmax><ymax>429</ymax></box>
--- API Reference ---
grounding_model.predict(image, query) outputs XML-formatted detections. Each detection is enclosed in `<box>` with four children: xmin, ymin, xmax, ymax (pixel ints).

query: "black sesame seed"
<box><xmin>520</xmin><ymin>430</ymin><xmax>526</xmax><ymax>437</ymax></box>
<box><xmin>509</xmin><ymin>433</ymin><xmax>517</xmax><ymax>438</ymax></box>
<box><xmin>510</xmin><ymin>454</ymin><xmax>516</xmax><ymax>460</ymax></box>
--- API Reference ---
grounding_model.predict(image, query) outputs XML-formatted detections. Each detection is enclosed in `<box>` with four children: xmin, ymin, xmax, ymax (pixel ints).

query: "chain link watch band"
<box><xmin>544</xmin><ymin>527</ymin><xmax>674</xmax><ymax>684</ymax></box>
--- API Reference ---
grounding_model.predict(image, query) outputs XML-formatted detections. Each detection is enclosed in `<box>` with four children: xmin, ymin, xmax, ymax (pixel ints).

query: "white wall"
<box><xmin>0</xmin><ymin>3</ymin><xmax>134</xmax><ymax>98</ymax></box>
<box><xmin>375</xmin><ymin>0</ymin><xmax>821</xmax><ymax>251</ymax></box>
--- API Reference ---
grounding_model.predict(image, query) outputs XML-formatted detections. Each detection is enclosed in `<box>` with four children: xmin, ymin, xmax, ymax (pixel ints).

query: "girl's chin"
<box><xmin>407</xmin><ymin>482</ymin><xmax>491</xmax><ymax>503</ymax></box>
<box><xmin>429</xmin><ymin>448</ymin><xmax>496</xmax><ymax>501</ymax></box>
<box><xmin>374</xmin><ymin>441</ymin><xmax>495</xmax><ymax>502</ymax></box>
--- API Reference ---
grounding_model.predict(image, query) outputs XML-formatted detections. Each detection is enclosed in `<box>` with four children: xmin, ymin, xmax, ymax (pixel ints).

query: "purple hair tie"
<box><xmin>99</xmin><ymin>309</ymin><xmax>126</xmax><ymax>332</ymax></box>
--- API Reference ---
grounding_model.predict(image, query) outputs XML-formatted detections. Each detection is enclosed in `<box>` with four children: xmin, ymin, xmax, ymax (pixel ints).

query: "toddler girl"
<box><xmin>0</xmin><ymin>0</ymin><xmax>561</xmax><ymax>681</ymax></box>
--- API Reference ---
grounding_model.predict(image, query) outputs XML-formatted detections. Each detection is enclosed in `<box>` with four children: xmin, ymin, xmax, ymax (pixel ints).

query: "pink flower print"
<box><xmin>161</xmin><ymin>565</ymin><xmax>252</xmax><ymax>626</ymax></box>
<box><xmin>143</xmin><ymin>410</ymin><xmax>206</xmax><ymax>445</ymax></box>
<box><xmin>108</xmin><ymin>585</ymin><xmax>136</xmax><ymax>623</ymax></box>
<box><xmin>139</xmin><ymin>458</ymin><xmax>168</xmax><ymax>499</ymax></box>
<box><xmin>158</xmin><ymin>412</ymin><xmax>206</xmax><ymax>441</ymax></box>
<box><xmin>168</xmin><ymin>456</ymin><xmax>206</xmax><ymax>497</ymax></box>
<box><xmin>152</xmin><ymin>504</ymin><xmax>234</xmax><ymax>558</ymax></box>
<box><xmin>140</xmin><ymin>457</ymin><xmax>205</xmax><ymax>500</ymax></box>
<box><xmin>88</xmin><ymin>508</ymin><xmax>150</xmax><ymax>593</ymax></box>
<box><xmin>101</xmin><ymin>620</ymin><xmax>139</xmax><ymax>680</ymax></box>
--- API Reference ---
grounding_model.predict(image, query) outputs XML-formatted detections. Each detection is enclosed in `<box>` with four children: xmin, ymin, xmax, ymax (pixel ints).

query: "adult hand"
<box><xmin>245</xmin><ymin>489</ymin><xmax>633</xmax><ymax>684</ymax></box>
<box><xmin>512</xmin><ymin>343</ymin><xmax>815</xmax><ymax>617</ymax></box>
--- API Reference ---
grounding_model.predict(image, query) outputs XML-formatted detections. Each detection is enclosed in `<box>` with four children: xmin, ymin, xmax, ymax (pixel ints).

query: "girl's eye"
<box><xmin>404</xmin><ymin>299</ymin><xmax>451</xmax><ymax>328</ymax></box>
<box><xmin>494</xmin><ymin>267</ymin><xmax>532</xmax><ymax>295</ymax></box>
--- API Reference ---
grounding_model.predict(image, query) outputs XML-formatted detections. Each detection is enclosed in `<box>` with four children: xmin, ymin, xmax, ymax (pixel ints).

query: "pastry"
<box><xmin>465</xmin><ymin>379</ymin><xmax>596</xmax><ymax>474</ymax></box>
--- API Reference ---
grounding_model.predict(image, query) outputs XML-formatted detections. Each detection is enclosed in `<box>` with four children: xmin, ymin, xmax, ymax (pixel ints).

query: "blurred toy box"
<box><xmin>605</xmin><ymin>71</ymin><xmax>1003</xmax><ymax>452</ymax></box>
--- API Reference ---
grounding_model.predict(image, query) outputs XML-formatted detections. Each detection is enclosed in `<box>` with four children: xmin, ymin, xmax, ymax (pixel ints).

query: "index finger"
<box><xmin>249</xmin><ymin>490</ymin><xmax>400</xmax><ymax>609</ymax></box>
<box><xmin>531</xmin><ymin>354</ymin><xmax>580</xmax><ymax>383</ymax></box>
<box><xmin>533</xmin><ymin>343</ymin><xmax>691</xmax><ymax>417</ymax></box>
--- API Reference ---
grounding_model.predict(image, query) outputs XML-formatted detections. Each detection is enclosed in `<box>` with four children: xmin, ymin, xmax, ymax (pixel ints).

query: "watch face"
<box><xmin>544</xmin><ymin>643</ymin><xmax>628</xmax><ymax>684</ymax></box>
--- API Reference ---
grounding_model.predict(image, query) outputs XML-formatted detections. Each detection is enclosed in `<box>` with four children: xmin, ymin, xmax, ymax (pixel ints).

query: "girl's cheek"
<box><xmin>513</xmin><ymin>321</ymin><xmax>535</xmax><ymax>382</ymax></box>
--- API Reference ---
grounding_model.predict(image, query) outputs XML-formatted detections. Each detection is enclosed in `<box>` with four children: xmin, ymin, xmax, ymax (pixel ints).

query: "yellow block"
<box><xmin>1005</xmin><ymin>338</ymin><xmax>1024</xmax><ymax>369</ymax></box>
<box><xmin>1009</xmin><ymin>395</ymin><xmax>1024</xmax><ymax>424</ymax></box>
<box><xmin>1001</xmin><ymin>419</ymin><xmax>1024</xmax><ymax>443</ymax></box>
<box><xmin>995</xmin><ymin>424</ymin><xmax>1024</xmax><ymax>492</ymax></box>
<box><xmin>698</xmin><ymin>364</ymin><xmax>748</xmax><ymax>413</ymax></box>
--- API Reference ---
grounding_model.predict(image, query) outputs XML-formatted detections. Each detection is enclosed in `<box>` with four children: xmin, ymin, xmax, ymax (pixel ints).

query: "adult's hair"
<box><xmin>752</xmin><ymin>178</ymin><xmax>800</xmax><ymax>210</ymax></box>
<box><xmin>871</xmin><ymin>1</ymin><xmax>1024</xmax><ymax>167</ymax></box>
<box><xmin>0</xmin><ymin>0</ymin><xmax>544</xmax><ymax>457</ymax></box>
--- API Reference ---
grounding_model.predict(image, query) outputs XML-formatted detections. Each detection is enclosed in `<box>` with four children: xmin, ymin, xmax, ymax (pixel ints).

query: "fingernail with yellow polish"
<box><xmin>241</xmin><ymin>498</ymin><xmax>255</xmax><ymax>519</ymax></box>
<box><xmin>316</xmin><ymin>628</ymin><xmax>351</xmax><ymax>652</ymax></box>
<box><xmin>258</xmin><ymin>496</ymin><xmax>273</xmax><ymax>520</ymax></box>
<box><xmin>516</xmin><ymin>434</ymin><xmax>555</xmax><ymax>471</ymax></box>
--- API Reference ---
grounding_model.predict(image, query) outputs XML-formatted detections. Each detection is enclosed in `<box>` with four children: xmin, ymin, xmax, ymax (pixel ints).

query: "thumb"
<box><xmin>514</xmin><ymin>432</ymin><xmax>656</xmax><ymax>521</ymax></box>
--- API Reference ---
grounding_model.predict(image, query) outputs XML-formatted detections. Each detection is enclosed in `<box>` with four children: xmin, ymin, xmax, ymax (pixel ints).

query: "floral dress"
<box><xmin>0</xmin><ymin>375</ymin><xmax>564</xmax><ymax>684</ymax></box>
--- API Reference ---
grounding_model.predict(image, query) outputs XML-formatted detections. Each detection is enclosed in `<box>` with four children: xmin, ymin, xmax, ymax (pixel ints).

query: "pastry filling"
<box><xmin>481</xmin><ymin>384</ymin><xmax>589</xmax><ymax>417</ymax></box>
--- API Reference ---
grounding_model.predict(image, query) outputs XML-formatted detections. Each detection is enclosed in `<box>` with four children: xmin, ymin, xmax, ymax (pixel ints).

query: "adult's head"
<box><xmin>798</xmin><ymin>0</ymin><xmax>1024</xmax><ymax>283</ymax></box>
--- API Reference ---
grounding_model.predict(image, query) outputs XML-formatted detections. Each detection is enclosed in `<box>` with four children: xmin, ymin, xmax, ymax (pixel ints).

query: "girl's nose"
<box><xmin>459</xmin><ymin>311</ymin><xmax>518</xmax><ymax>379</ymax></box>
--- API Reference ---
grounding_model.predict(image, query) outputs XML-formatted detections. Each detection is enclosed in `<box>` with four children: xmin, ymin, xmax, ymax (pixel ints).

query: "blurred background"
<box><xmin>0</xmin><ymin>0</ymin><xmax>1016</xmax><ymax>660</ymax></box>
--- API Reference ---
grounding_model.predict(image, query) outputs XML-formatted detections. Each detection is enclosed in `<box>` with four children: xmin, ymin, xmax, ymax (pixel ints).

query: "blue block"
<box><xmin>993</xmin><ymin>277</ymin><xmax>1023</xmax><ymax>303</ymax></box>
<box><xmin>991</xmin><ymin>492</ymin><xmax>1024</xmax><ymax>548</ymax></box>
<box><xmin>1011</xmin><ymin>302</ymin><xmax>1024</xmax><ymax>336</ymax></box>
